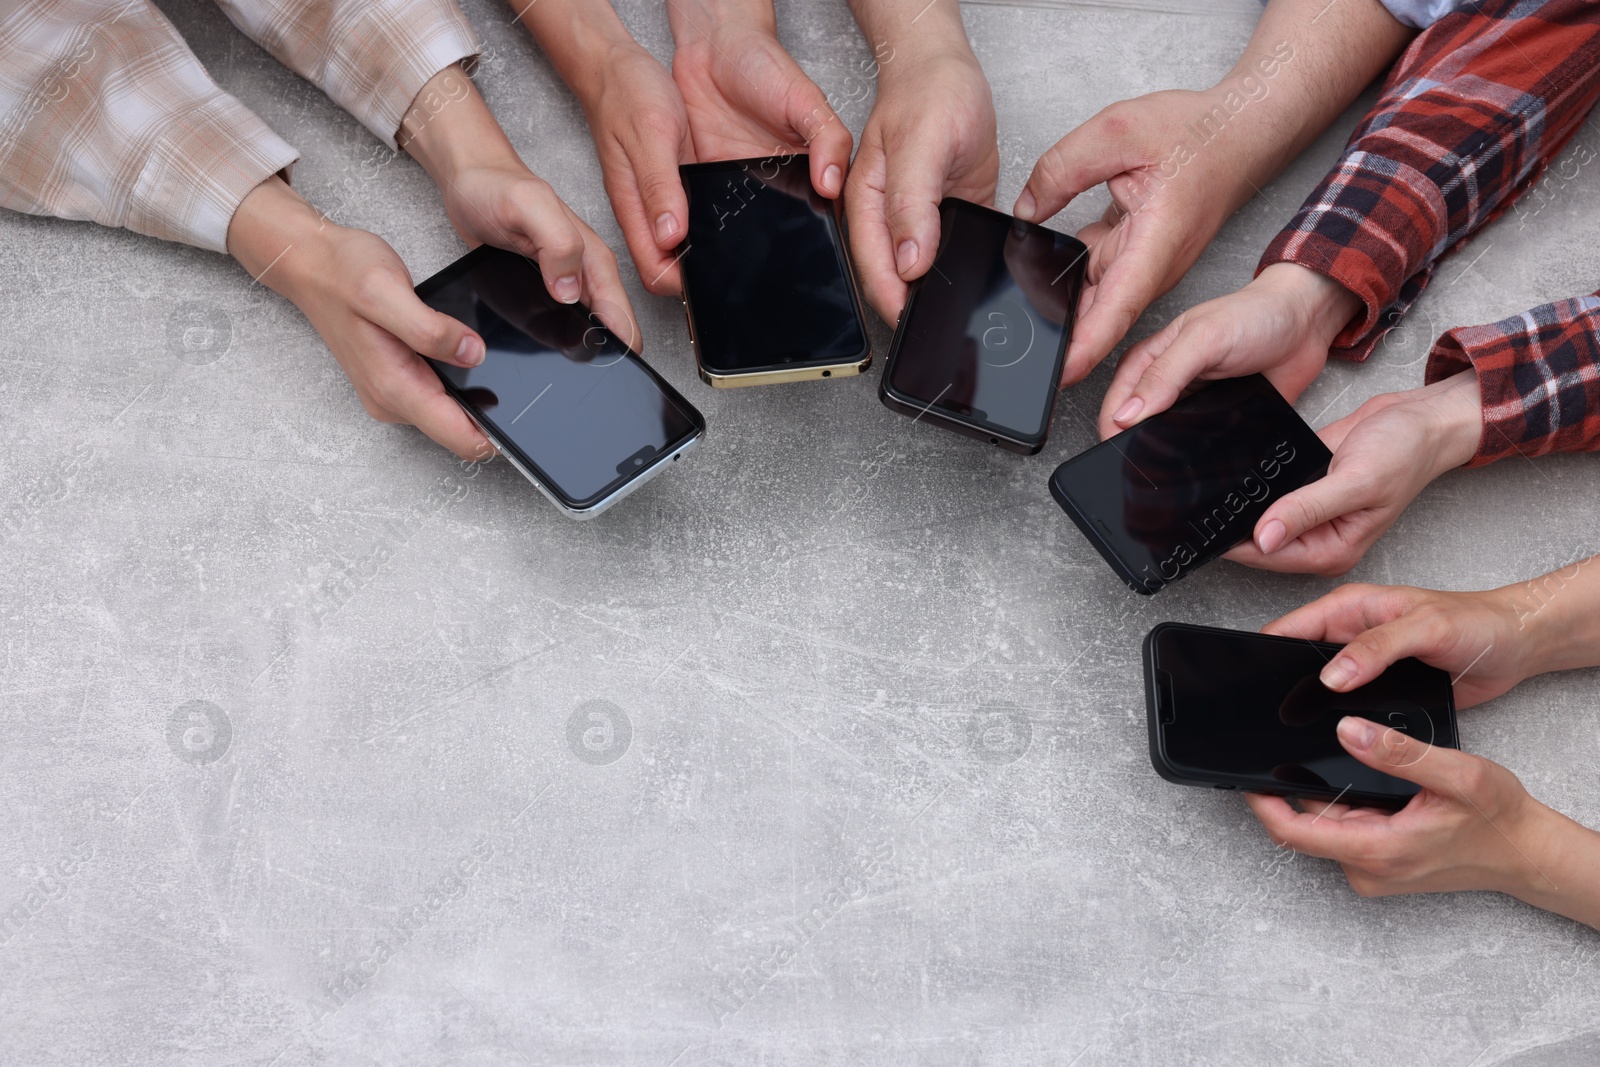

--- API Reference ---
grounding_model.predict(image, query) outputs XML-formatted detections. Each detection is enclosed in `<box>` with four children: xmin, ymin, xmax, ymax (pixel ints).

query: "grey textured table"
<box><xmin>3</xmin><ymin>1</ymin><xmax>1598</xmax><ymax>1064</ymax></box>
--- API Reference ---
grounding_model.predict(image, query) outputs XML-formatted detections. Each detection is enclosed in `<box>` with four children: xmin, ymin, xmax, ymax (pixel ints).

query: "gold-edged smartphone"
<box><xmin>677</xmin><ymin>154</ymin><xmax>871</xmax><ymax>388</ymax></box>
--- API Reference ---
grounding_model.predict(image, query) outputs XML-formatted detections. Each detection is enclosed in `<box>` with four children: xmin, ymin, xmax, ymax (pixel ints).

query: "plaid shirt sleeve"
<box><xmin>1258</xmin><ymin>0</ymin><xmax>1600</xmax><ymax>362</ymax></box>
<box><xmin>0</xmin><ymin>0</ymin><xmax>299</xmax><ymax>252</ymax></box>
<box><xmin>1424</xmin><ymin>294</ymin><xmax>1600</xmax><ymax>465</ymax></box>
<box><xmin>214</xmin><ymin>0</ymin><xmax>481</xmax><ymax>151</ymax></box>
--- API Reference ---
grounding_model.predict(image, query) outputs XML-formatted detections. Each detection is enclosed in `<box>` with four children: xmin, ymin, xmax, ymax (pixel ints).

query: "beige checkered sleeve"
<box><xmin>215</xmin><ymin>0</ymin><xmax>481</xmax><ymax>151</ymax></box>
<box><xmin>0</xmin><ymin>0</ymin><xmax>300</xmax><ymax>253</ymax></box>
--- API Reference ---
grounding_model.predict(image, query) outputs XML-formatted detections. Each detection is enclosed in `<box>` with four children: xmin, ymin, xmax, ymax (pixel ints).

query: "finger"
<box><xmin>1334</xmin><ymin>716</ymin><xmax>1478</xmax><ymax>796</ymax></box>
<box><xmin>1015</xmin><ymin>107</ymin><xmax>1154</xmax><ymax>223</ymax></box>
<box><xmin>1261</xmin><ymin>583</ymin><xmax>1415</xmax><ymax>643</ymax></box>
<box><xmin>1095</xmin><ymin>318</ymin><xmax>1179</xmax><ymax>437</ymax></box>
<box><xmin>371</xmin><ymin>280</ymin><xmax>485</xmax><ymax>369</ymax></box>
<box><xmin>1102</xmin><ymin>317</ymin><xmax>1225</xmax><ymax>432</ymax></box>
<box><xmin>789</xmin><ymin>89</ymin><xmax>852</xmax><ymax>199</ymax></box>
<box><xmin>575</xmin><ymin>225</ymin><xmax>643</xmax><ymax>354</ymax></box>
<box><xmin>363</xmin><ymin>336</ymin><xmax>494</xmax><ymax>461</ymax></box>
<box><xmin>1249</xmin><ymin>466</ymin><xmax>1379</xmax><ymax>558</ymax></box>
<box><xmin>844</xmin><ymin>140</ymin><xmax>904</xmax><ymax>323</ymax></box>
<box><xmin>1244</xmin><ymin>789</ymin><xmax>1386</xmax><ymax>862</ymax></box>
<box><xmin>505</xmin><ymin>180</ymin><xmax>589</xmax><ymax>305</ymax></box>
<box><xmin>1064</xmin><ymin>236</ymin><xmax>1166</xmax><ymax>386</ymax></box>
<box><xmin>1317</xmin><ymin>605</ymin><xmax>1452</xmax><ymax>692</ymax></box>
<box><xmin>627</xmin><ymin>124</ymin><xmax>692</xmax><ymax>252</ymax></box>
<box><xmin>882</xmin><ymin>129</ymin><xmax>954</xmax><ymax>285</ymax></box>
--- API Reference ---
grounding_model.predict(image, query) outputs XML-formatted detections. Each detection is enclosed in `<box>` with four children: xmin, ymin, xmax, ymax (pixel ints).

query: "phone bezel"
<box><xmin>878</xmin><ymin>197</ymin><xmax>1087</xmax><ymax>455</ymax></box>
<box><xmin>414</xmin><ymin>244</ymin><xmax>706</xmax><ymax>518</ymax></box>
<box><xmin>1142</xmin><ymin>621</ymin><xmax>1460</xmax><ymax>810</ymax></box>
<box><xmin>1048</xmin><ymin>375</ymin><xmax>1332</xmax><ymax>593</ymax></box>
<box><xmin>677</xmin><ymin>156</ymin><xmax>872</xmax><ymax>386</ymax></box>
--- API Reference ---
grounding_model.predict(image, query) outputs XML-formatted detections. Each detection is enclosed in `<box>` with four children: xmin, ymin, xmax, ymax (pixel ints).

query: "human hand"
<box><xmin>228</xmin><ymin>178</ymin><xmax>495</xmax><ymax>461</ymax></box>
<box><xmin>399</xmin><ymin>66</ymin><xmax>639</xmax><ymax>348</ymax></box>
<box><xmin>844</xmin><ymin>44</ymin><xmax>998</xmax><ymax>323</ymax></box>
<box><xmin>1014</xmin><ymin>88</ymin><xmax>1261</xmax><ymax>386</ymax></box>
<box><xmin>1223</xmin><ymin>371</ymin><xmax>1482</xmax><ymax>575</ymax></box>
<box><xmin>1096</xmin><ymin>262</ymin><xmax>1359</xmax><ymax>438</ymax></box>
<box><xmin>1262</xmin><ymin>581</ymin><xmax>1536</xmax><ymax>709</ymax></box>
<box><xmin>1246</xmin><ymin>717</ymin><xmax>1554</xmax><ymax>901</ymax></box>
<box><xmin>668</xmin><ymin>3</ymin><xmax>851</xmax><ymax>199</ymax></box>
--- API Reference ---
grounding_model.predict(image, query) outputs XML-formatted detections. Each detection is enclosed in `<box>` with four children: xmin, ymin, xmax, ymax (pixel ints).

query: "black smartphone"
<box><xmin>879</xmin><ymin>198</ymin><xmax>1087</xmax><ymax>455</ymax></box>
<box><xmin>678</xmin><ymin>154</ymin><xmax>871</xmax><ymax>387</ymax></box>
<box><xmin>415</xmin><ymin>245</ymin><xmax>705</xmax><ymax>519</ymax></box>
<box><xmin>1049</xmin><ymin>375</ymin><xmax>1331</xmax><ymax>594</ymax></box>
<box><xmin>1144</xmin><ymin>622</ymin><xmax>1459</xmax><ymax>809</ymax></box>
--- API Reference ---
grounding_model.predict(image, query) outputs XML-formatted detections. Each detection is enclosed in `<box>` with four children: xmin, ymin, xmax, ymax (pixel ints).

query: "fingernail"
<box><xmin>1016</xmin><ymin>189</ymin><xmax>1036</xmax><ymax>220</ymax></box>
<box><xmin>455</xmin><ymin>336</ymin><xmax>484</xmax><ymax>366</ymax></box>
<box><xmin>1321</xmin><ymin>656</ymin><xmax>1358</xmax><ymax>691</ymax></box>
<box><xmin>895</xmin><ymin>239</ymin><xmax>918</xmax><ymax>275</ymax></box>
<box><xmin>823</xmin><ymin>164</ymin><xmax>842</xmax><ymax>195</ymax></box>
<box><xmin>1337</xmin><ymin>716</ymin><xmax>1378</xmax><ymax>750</ymax></box>
<box><xmin>1257</xmin><ymin>519</ymin><xmax>1287</xmax><ymax>555</ymax></box>
<box><xmin>654</xmin><ymin>213</ymin><xmax>678</xmax><ymax>244</ymax></box>
<box><xmin>553</xmin><ymin>275</ymin><xmax>581</xmax><ymax>304</ymax></box>
<box><xmin>1112</xmin><ymin>397</ymin><xmax>1143</xmax><ymax>425</ymax></box>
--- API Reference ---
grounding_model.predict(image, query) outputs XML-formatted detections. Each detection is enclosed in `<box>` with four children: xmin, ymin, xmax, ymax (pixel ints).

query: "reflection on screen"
<box><xmin>421</xmin><ymin>251</ymin><xmax>699</xmax><ymax>508</ymax></box>
<box><xmin>1154</xmin><ymin>627</ymin><xmax>1454</xmax><ymax>800</ymax></box>
<box><xmin>888</xmin><ymin>200</ymin><xmax>1085</xmax><ymax>440</ymax></box>
<box><xmin>1052</xmin><ymin>376</ymin><xmax>1330</xmax><ymax>592</ymax></box>
<box><xmin>681</xmin><ymin>156</ymin><xmax>864</xmax><ymax>373</ymax></box>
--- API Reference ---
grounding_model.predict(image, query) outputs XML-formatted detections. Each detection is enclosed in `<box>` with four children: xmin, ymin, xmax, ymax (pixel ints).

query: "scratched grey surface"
<box><xmin>2</xmin><ymin>0</ymin><xmax>1599</xmax><ymax>1064</ymax></box>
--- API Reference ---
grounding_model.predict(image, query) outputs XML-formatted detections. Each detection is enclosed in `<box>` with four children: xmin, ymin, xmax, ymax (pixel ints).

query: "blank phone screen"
<box><xmin>1149</xmin><ymin>624</ymin><xmax>1457</xmax><ymax>803</ymax></box>
<box><xmin>679</xmin><ymin>155</ymin><xmax>866</xmax><ymax>374</ymax></box>
<box><xmin>416</xmin><ymin>246</ymin><xmax>702</xmax><ymax>509</ymax></box>
<box><xmin>1050</xmin><ymin>375</ymin><xmax>1332</xmax><ymax>594</ymax></box>
<box><xmin>886</xmin><ymin>198</ymin><xmax>1086</xmax><ymax>443</ymax></box>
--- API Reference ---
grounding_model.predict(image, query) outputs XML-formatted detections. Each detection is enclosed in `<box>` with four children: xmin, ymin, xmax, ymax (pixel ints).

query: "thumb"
<box><xmin>1015</xmin><ymin>110</ymin><xmax>1152</xmax><ymax>223</ymax></box>
<box><xmin>1251</xmin><ymin>467</ymin><xmax>1373</xmax><ymax>557</ymax></box>
<box><xmin>1334</xmin><ymin>716</ymin><xmax>1470</xmax><ymax>796</ymax></box>
<box><xmin>882</xmin><ymin>135</ymin><xmax>952</xmax><ymax>283</ymax></box>
<box><xmin>1318</xmin><ymin>609</ymin><xmax>1450</xmax><ymax>693</ymax></box>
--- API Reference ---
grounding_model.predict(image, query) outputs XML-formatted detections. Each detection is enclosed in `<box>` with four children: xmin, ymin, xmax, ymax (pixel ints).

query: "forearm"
<box><xmin>1498</xmin><ymin>552</ymin><xmax>1600</xmax><ymax>677</ymax></box>
<box><xmin>668</xmin><ymin>0</ymin><xmax>778</xmax><ymax>40</ymax></box>
<box><xmin>1220</xmin><ymin>0</ymin><xmax>1411</xmax><ymax>190</ymax></box>
<box><xmin>510</xmin><ymin>0</ymin><xmax>649</xmax><ymax>105</ymax></box>
<box><xmin>1508</xmin><ymin>803</ymin><xmax>1600</xmax><ymax>931</ymax></box>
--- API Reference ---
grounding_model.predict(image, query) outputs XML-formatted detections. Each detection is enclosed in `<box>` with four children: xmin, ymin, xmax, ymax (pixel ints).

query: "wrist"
<box><xmin>226</xmin><ymin>176</ymin><xmax>342</xmax><ymax>305</ymax></box>
<box><xmin>1500</xmin><ymin>802</ymin><xmax>1600</xmax><ymax>929</ymax></box>
<box><xmin>1416</xmin><ymin>370</ymin><xmax>1484</xmax><ymax>477</ymax></box>
<box><xmin>1254</xmin><ymin>262</ymin><xmax>1360</xmax><ymax>346</ymax></box>
<box><xmin>669</xmin><ymin>0</ymin><xmax>776</xmax><ymax>36</ymax></box>
<box><xmin>398</xmin><ymin>65</ymin><xmax>521</xmax><ymax>187</ymax></box>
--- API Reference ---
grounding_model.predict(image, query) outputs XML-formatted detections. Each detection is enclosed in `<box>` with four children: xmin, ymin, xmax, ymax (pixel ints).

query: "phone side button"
<box><xmin>682</xmin><ymin>300</ymin><xmax>695</xmax><ymax>347</ymax></box>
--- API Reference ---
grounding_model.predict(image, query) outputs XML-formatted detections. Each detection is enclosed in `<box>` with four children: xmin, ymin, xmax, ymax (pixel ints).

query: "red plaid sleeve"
<box><xmin>1258</xmin><ymin>0</ymin><xmax>1600</xmax><ymax>361</ymax></box>
<box><xmin>1425</xmin><ymin>294</ymin><xmax>1600</xmax><ymax>466</ymax></box>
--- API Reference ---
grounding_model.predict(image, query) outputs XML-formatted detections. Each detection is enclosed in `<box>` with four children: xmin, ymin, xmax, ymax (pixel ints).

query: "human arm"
<box><xmin>1013</xmin><ymin>0</ymin><xmax>1413</xmax><ymax>384</ymax></box>
<box><xmin>1248</xmin><ymin>718</ymin><xmax>1600</xmax><ymax>932</ymax></box>
<box><xmin>509</xmin><ymin>0</ymin><xmax>695</xmax><ymax>294</ymax></box>
<box><xmin>667</xmin><ymin>0</ymin><xmax>851</xmax><ymax>197</ymax></box>
<box><xmin>841</xmin><ymin>0</ymin><xmax>998</xmax><ymax>323</ymax></box>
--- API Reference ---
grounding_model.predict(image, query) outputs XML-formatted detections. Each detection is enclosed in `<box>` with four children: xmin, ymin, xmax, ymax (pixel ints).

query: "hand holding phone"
<box><xmin>879</xmin><ymin>198</ymin><xmax>1087</xmax><ymax>454</ymax></box>
<box><xmin>415</xmin><ymin>245</ymin><xmax>704</xmax><ymax>518</ymax></box>
<box><xmin>1145</xmin><ymin>622</ymin><xmax>1459</xmax><ymax>810</ymax></box>
<box><xmin>1050</xmin><ymin>375</ymin><xmax>1331</xmax><ymax>593</ymax></box>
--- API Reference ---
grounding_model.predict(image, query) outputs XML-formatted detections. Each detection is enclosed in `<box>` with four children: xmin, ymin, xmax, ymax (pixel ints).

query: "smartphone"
<box><xmin>879</xmin><ymin>198</ymin><xmax>1088</xmax><ymax>454</ymax></box>
<box><xmin>677</xmin><ymin>154</ymin><xmax>871</xmax><ymax>387</ymax></box>
<box><xmin>1144</xmin><ymin>622</ymin><xmax>1459</xmax><ymax>809</ymax></box>
<box><xmin>415</xmin><ymin>245</ymin><xmax>705</xmax><ymax>519</ymax></box>
<box><xmin>1049</xmin><ymin>375</ymin><xmax>1332</xmax><ymax>594</ymax></box>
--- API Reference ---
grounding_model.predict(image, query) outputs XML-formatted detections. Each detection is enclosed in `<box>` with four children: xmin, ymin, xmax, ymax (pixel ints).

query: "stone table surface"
<box><xmin>3</xmin><ymin>1</ymin><xmax>1598</xmax><ymax>1064</ymax></box>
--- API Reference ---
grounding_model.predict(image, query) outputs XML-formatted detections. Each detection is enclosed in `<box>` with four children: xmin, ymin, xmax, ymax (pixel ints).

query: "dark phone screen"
<box><xmin>417</xmin><ymin>247</ymin><xmax>702</xmax><ymax>509</ymax></box>
<box><xmin>1150</xmin><ymin>625</ymin><xmax>1457</xmax><ymax>802</ymax></box>
<box><xmin>679</xmin><ymin>155</ymin><xmax>865</xmax><ymax>374</ymax></box>
<box><xmin>1050</xmin><ymin>375</ymin><xmax>1332</xmax><ymax>593</ymax></box>
<box><xmin>887</xmin><ymin>199</ymin><xmax>1086</xmax><ymax>441</ymax></box>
